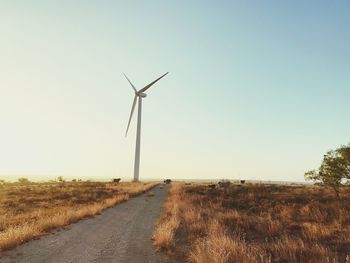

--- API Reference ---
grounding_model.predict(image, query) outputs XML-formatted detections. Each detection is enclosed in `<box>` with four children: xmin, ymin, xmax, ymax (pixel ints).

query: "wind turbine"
<box><xmin>124</xmin><ymin>72</ymin><xmax>169</xmax><ymax>182</ymax></box>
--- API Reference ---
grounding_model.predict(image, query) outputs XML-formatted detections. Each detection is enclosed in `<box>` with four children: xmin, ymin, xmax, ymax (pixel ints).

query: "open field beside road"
<box><xmin>153</xmin><ymin>183</ymin><xmax>350</xmax><ymax>263</ymax></box>
<box><xmin>0</xmin><ymin>181</ymin><xmax>157</xmax><ymax>252</ymax></box>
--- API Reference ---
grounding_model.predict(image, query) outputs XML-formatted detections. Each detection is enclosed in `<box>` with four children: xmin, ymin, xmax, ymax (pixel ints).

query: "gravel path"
<box><xmin>0</xmin><ymin>185</ymin><xmax>169</xmax><ymax>263</ymax></box>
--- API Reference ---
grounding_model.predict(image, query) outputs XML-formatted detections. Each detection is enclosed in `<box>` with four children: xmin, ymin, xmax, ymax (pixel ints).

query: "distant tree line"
<box><xmin>0</xmin><ymin>177</ymin><xmax>87</xmax><ymax>185</ymax></box>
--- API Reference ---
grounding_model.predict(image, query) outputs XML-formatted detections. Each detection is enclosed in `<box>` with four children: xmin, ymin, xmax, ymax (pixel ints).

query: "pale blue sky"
<box><xmin>0</xmin><ymin>1</ymin><xmax>349</xmax><ymax>182</ymax></box>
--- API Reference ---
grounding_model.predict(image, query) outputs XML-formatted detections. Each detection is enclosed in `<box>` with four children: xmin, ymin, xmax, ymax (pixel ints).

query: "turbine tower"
<box><xmin>124</xmin><ymin>72</ymin><xmax>169</xmax><ymax>182</ymax></box>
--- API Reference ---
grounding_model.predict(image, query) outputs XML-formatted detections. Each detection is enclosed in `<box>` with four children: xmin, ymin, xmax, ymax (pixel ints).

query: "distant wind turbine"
<box><xmin>124</xmin><ymin>72</ymin><xmax>169</xmax><ymax>182</ymax></box>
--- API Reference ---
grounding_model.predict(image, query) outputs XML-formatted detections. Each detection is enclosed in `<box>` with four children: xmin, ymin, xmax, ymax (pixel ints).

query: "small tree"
<box><xmin>18</xmin><ymin>177</ymin><xmax>30</xmax><ymax>184</ymax></box>
<box><xmin>305</xmin><ymin>143</ymin><xmax>350</xmax><ymax>199</ymax></box>
<box><xmin>57</xmin><ymin>176</ymin><xmax>65</xmax><ymax>183</ymax></box>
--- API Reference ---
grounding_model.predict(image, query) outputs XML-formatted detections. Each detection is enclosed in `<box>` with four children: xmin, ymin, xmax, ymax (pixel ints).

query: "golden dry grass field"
<box><xmin>0</xmin><ymin>180</ymin><xmax>157</xmax><ymax>252</ymax></box>
<box><xmin>153</xmin><ymin>183</ymin><xmax>350</xmax><ymax>263</ymax></box>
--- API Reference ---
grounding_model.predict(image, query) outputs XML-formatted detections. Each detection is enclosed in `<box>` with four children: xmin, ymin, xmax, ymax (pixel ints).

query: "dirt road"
<box><xmin>0</xmin><ymin>185</ymin><xmax>169</xmax><ymax>263</ymax></box>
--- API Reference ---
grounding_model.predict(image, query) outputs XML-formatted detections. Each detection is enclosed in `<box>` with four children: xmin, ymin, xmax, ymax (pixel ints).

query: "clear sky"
<box><xmin>1</xmin><ymin>1</ymin><xmax>349</xmax><ymax>182</ymax></box>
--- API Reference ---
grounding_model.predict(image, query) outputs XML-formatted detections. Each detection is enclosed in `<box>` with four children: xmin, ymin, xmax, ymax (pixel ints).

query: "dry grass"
<box><xmin>153</xmin><ymin>184</ymin><xmax>181</xmax><ymax>249</ymax></box>
<box><xmin>154</xmin><ymin>183</ymin><xmax>350</xmax><ymax>263</ymax></box>
<box><xmin>0</xmin><ymin>181</ymin><xmax>157</xmax><ymax>252</ymax></box>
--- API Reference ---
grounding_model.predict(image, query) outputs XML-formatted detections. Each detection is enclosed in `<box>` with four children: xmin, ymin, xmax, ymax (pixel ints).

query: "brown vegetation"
<box><xmin>153</xmin><ymin>183</ymin><xmax>350</xmax><ymax>263</ymax></box>
<box><xmin>153</xmin><ymin>184</ymin><xmax>181</xmax><ymax>250</ymax></box>
<box><xmin>0</xmin><ymin>181</ymin><xmax>157</xmax><ymax>252</ymax></box>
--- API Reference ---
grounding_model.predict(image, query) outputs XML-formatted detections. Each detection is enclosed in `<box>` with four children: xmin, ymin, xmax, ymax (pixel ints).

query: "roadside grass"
<box><xmin>153</xmin><ymin>183</ymin><xmax>350</xmax><ymax>263</ymax></box>
<box><xmin>0</xmin><ymin>181</ymin><xmax>157</xmax><ymax>252</ymax></box>
<box><xmin>153</xmin><ymin>184</ymin><xmax>181</xmax><ymax>249</ymax></box>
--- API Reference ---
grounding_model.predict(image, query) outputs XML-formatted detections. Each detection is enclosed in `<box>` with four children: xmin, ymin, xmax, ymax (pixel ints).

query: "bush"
<box><xmin>18</xmin><ymin>178</ymin><xmax>30</xmax><ymax>184</ymax></box>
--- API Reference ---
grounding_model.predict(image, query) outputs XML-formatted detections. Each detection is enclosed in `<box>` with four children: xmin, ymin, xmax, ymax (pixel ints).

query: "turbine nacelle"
<box><xmin>138</xmin><ymin>92</ymin><xmax>147</xmax><ymax>98</ymax></box>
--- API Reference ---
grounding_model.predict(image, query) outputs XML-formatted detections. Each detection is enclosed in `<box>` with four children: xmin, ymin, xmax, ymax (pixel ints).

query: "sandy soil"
<box><xmin>0</xmin><ymin>185</ymin><xmax>169</xmax><ymax>263</ymax></box>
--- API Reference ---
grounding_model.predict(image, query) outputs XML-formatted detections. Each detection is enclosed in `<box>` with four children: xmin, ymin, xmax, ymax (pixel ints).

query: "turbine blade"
<box><xmin>123</xmin><ymin>73</ymin><xmax>137</xmax><ymax>93</ymax></box>
<box><xmin>138</xmin><ymin>72</ymin><xmax>169</xmax><ymax>93</ymax></box>
<box><xmin>125</xmin><ymin>95</ymin><xmax>137</xmax><ymax>137</ymax></box>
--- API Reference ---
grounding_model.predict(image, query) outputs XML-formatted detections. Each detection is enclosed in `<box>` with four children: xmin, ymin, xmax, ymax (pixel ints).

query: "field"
<box><xmin>153</xmin><ymin>183</ymin><xmax>350</xmax><ymax>263</ymax></box>
<box><xmin>0</xmin><ymin>180</ymin><xmax>157</xmax><ymax>252</ymax></box>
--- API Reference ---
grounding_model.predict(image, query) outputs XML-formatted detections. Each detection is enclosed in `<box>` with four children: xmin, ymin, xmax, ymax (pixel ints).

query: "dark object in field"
<box><xmin>164</xmin><ymin>179</ymin><xmax>172</xmax><ymax>184</ymax></box>
<box><xmin>218</xmin><ymin>180</ymin><xmax>231</xmax><ymax>188</ymax></box>
<box><xmin>208</xmin><ymin>184</ymin><xmax>216</xmax><ymax>189</ymax></box>
<box><xmin>240</xmin><ymin>180</ymin><xmax>246</xmax><ymax>184</ymax></box>
<box><xmin>113</xmin><ymin>178</ymin><xmax>121</xmax><ymax>183</ymax></box>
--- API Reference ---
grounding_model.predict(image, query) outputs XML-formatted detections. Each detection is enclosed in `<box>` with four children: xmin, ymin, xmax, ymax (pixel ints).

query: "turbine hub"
<box><xmin>138</xmin><ymin>92</ymin><xmax>147</xmax><ymax>98</ymax></box>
